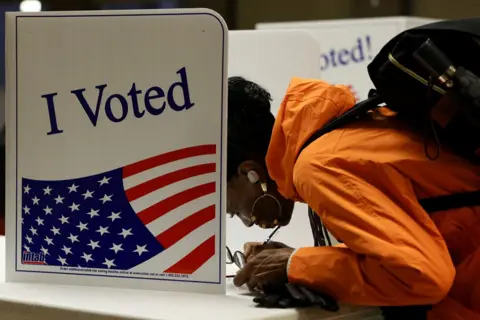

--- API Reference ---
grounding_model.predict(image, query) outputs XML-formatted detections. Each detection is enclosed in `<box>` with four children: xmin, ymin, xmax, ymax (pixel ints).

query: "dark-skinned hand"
<box><xmin>234</xmin><ymin>247</ymin><xmax>295</xmax><ymax>291</ymax></box>
<box><xmin>243</xmin><ymin>241</ymin><xmax>292</xmax><ymax>262</ymax></box>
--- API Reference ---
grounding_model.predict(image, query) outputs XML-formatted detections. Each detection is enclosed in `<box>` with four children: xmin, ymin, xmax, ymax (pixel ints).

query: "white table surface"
<box><xmin>0</xmin><ymin>237</ymin><xmax>380</xmax><ymax>320</ymax></box>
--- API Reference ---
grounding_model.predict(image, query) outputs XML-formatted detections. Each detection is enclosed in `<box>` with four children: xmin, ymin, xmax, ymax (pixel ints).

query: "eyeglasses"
<box><xmin>226</xmin><ymin>246</ymin><xmax>246</xmax><ymax>269</ymax></box>
<box><xmin>226</xmin><ymin>226</ymin><xmax>281</xmax><ymax>268</ymax></box>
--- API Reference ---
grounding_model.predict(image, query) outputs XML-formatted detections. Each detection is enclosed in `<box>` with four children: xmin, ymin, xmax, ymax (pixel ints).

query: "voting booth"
<box><xmin>5</xmin><ymin>9</ymin><xmax>228</xmax><ymax>294</ymax></box>
<box><xmin>257</xmin><ymin>17</ymin><xmax>437</xmax><ymax>101</ymax></box>
<box><xmin>227</xmin><ymin>30</ymin><xmax>321</xmax><ymax>253</ymax></box>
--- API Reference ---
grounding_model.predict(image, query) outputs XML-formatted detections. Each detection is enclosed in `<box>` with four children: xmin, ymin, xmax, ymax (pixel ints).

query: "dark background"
<box><xmin>0</xmin><ymin>0</ymin><xmax>478</xmax><ymax>87</ymax></box>
<box><xmin>3</xmin><ymin>0</ymin><xmax>480</xmax><ymax>29</ymax></box>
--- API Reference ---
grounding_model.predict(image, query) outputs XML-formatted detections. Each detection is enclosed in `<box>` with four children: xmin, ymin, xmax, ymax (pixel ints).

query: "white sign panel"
<box><xmin>5</xmin><ymin>9</ymin><xmax>228</xmax><ymax>294</ymax></box>
<box><xmin>227</xmin><ymin>30</ymin><xmax>320</xmax><ymax>253</ymax></box>
<box><xmin>257</xmin><ymin>17</ymin><xmax>437</xmax><ymax>101</ymax></box>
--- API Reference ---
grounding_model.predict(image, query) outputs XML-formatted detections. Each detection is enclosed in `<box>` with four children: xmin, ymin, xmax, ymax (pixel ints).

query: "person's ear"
<box><xmin>237</xmin><ymin>161</ymin><xmax>266</xmax><ymax>183</ymax></box>
<box><xmin>247</xmin><ymin>171</ymin><xmax>259</xmax><ymax>184</ymax></box>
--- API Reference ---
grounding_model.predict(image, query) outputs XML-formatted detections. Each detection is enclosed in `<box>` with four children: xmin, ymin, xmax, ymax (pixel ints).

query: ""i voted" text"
<box><xmin>42</xmin><ymin>66</ymin><xmax>195</xmax><ymax>135</ymax></box>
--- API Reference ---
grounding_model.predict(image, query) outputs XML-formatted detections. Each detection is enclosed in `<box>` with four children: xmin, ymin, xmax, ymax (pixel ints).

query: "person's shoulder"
<box><xmin>328</xmin><ymin>118</ymin><xmax>430</xmax><ymax>163</ymax></box>
<box><xmin>293</xmin><ymin>118</ymin><xmax>477</xmax><ymax>190</ymax></box>
<box><xmin>293</xmin><ymin>119</ymin><xmax>427</xmax><ymax>178</ymax></box>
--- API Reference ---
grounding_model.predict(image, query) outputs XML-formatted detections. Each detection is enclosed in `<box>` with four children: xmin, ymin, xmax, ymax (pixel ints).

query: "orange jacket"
<box><xmin>266</xmin><ymin>78</ymin><xmax>480</xmax><ymax>319</ymax></box>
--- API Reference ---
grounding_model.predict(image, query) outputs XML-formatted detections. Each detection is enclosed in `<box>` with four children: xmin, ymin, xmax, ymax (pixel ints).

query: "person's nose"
<box><xmin>238</xmin><ymin>214</ymin><xmax>254</xmax><ymax>227</ymax></box>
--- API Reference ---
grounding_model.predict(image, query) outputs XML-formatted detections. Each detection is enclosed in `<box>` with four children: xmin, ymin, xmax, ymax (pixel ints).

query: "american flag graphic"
<box><xmin>20</xmin><ymin>144</ymin><xmax>218</xmax><ymax>276</ymax></box>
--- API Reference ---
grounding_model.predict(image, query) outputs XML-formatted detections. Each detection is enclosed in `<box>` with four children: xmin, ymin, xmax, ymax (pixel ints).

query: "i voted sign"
<box><xmin>5</xmin><ymin>9</ymin><xmax>228</xmax><ymax>295</ymax></box>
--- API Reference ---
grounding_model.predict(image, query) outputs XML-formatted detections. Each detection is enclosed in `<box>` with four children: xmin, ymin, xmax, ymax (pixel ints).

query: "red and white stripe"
<box><xmin>122</xmin><ymin>145</ymin><xmax>218</xmax><ymax>275</ymax></box>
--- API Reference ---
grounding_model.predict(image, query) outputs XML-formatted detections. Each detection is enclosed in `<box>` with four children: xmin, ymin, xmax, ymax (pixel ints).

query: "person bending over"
<box><xmin>226</xmin><ymin>76</ymin><xmax>480</xmax><ymax>320</ymax></box>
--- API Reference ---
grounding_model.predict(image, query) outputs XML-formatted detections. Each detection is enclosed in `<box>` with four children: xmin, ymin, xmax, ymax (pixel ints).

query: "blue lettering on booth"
<box><xmin>42</xmin><ymin>66</ymin><xmax>195</xmax><ymax>135</ymax></box>
<box><xmin>320</xmin><ymin>35</ymin><xmax>373</xmax><ymax>71</ymax></box>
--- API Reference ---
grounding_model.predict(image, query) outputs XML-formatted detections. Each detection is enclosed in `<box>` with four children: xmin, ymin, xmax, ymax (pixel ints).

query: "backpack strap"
<box><xmin>419</xmin><ymin>190</ymin><xmax>480</xmax><ymax>213</ymax></box>
<box><xmin>297</xmin><ymin>92</ymin><xmax>383</xmax><ymax>158</ymax></box>
<box><xmin>308</xmin><ymin>207</ymin><xmax>332</xmax><ymax>247</ymax></box>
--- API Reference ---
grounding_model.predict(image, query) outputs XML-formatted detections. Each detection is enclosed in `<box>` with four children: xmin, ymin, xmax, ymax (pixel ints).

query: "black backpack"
<box><xmin>300</xmin><ymin>18</ymin><xmax>480</xmax><ymax>319</ymax></box>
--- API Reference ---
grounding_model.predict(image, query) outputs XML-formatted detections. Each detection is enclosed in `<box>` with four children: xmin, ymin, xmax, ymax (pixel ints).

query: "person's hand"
<box><xmin>243</xmin><ymin>241</ymin><xmax>291</xmax><ymax>261</ymax></box>
<box><xmin>234</xmin><ymin>247</ymin><xmax>295</xmax><ymax>291</ymax></box>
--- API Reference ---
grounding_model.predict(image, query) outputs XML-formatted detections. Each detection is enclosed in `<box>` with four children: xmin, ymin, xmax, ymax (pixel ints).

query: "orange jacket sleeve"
<box><xmin>288</xmin><ymin>157</ymin><xmax>456</xmax><ymax>306</ymax></box>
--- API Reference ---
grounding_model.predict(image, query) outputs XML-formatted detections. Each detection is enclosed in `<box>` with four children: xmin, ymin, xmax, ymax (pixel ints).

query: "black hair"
<box><xmin>227</xmin><ymin>76</ymin><xmax>275</xmax><ymax>181</ymax></box>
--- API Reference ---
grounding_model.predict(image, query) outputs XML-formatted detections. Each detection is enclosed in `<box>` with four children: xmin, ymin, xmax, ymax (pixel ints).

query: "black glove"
<box><xmin>381</xmin><ymin>305</ymin><xmax>432</xmax><ymax>320</ymax></box>
<box><xmin>253</xmin><ymin>283</ymin><xmax>339</xmax><ymax>312</ymax></box>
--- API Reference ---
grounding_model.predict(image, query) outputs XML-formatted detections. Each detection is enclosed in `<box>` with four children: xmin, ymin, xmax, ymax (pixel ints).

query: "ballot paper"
<box><xmin>5</xmin><ymin>9</ymin><xmax>228</xmax><ymax>294</ymax></box>
<box><xmin>227</xmin><ymin>263</ymin><xmax>240</xmax><ymax>278</ymax></box>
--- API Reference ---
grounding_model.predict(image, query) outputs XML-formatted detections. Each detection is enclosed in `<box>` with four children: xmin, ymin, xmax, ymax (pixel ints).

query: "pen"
<box><xmin>263</xmin><ymin>225</ymin><xmax>281</xmax><ymax>244</ymax></box>
<box><xmin>226</xmin><ymin>226</ymin><xmax>281</xmax><ymax>279</ymax></box>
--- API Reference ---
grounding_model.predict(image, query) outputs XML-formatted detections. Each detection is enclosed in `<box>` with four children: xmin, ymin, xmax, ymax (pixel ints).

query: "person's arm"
<box><xmin>289</xmin><ymin>157</ymin><xmax>455</xmax><ymax>306</ymax></box>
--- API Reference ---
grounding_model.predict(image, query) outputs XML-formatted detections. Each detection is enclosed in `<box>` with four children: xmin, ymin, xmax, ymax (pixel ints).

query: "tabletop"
<box><xmin>0</xmin><ymin>237</ymin><xmax>381</xmax><ymax>320</ymax></box>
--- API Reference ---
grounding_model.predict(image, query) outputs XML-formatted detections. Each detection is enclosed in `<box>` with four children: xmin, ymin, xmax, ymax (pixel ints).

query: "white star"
<box><xmin>25</xmin><ymin>235</ymin><xmax>33</xmax><ymax>244</ymax></box>
<box><xmin>29</xmin><ymin>226</ymin><xmax>37</xmax><ymax>235</ymax></box>
<box><xmin>51</xmin><ymin>226</ymin><xmax>61</xmax><ymax>235</ymax></box>
<box><xmin>57</xmin><ymin>255</ymin><xmax>67</xmax><ymax>266</ymax></box>
<box><xmin>68</xmin><ymin>202</ymin><xmax>80</xmax><ymax>212</ymax></box>
<box><xmin>96</xmin><ymin>226</ymin><xmax>109</xmax><ymax>236</ymax></box>
<box><xmin>54</xmin><ymin>195</ymin><xmax>64</xmax><ymax>204</ymax></box>
<box><xmin>102</xmin><ymin>258</ymin><xmax>116</xmax><ymax>269</ymax></box>
<box><xmin>110</xmin><ymin>243</ymin><xmax>124</xmax><ymax>254</ymax></box>
<box><xmin>23</xmin><ymin>245</ymin><xmax>30</xmax><ymax>252</ymax></box>
<box><xmin>32</xmin><ymin>196</ymin><xmax>40</xmax><ymax>205</ymax></box>
<box><xmin>40</xmin><ymin>246</ymin><xmax>49</xmax><ymax>256</ymax></box>
<box><xmin>44</xmin><ymin>236</ymin><xmax>54</xmax><ymax>246</ymax></box>
<box><xmin>43</xmin><ymin>206</ymin><xmax>53</xmax><ymax>215</ymax></box>
<box><xmin>118</xmin><ymin>228</ymin><xmax>133</xmax><ymax>239</ymax></box>
<box><xmin>81</xmin><ymin>252</ymin><xmax>94</xmax><ymax>263</ymax></box>
<box><xmin>35</xmin><ymin>216</ymin><xmax>44</xmax><ymax>226</ymax></box>
<box><xmin>43</xmin><ymin>186</ymin><xmax>52</xmax><ymax>195</ymax></box>
<box><xmin>98</xmin><ymin>176</ymin><xmax>111</xmax><ymax>186</ymax></box>
<box><xmin>21</xmin><ymin>217</ymin><xmax>24</xmax><ymax>224</ymax></box>
<box><xmin>61</xmin><ymin>245</ymin><xmax>72</xmax><ymax>255</ymax></box>
<box><xmin>82</xmin><ymin>190</ymin><xmax>94</xmax><ymax>199</ymax></box>
<box><xmin>68</xmin><ymin>183</ymin><xmax>79</xmax><ymax>193</ymax></box>
<box><xmin>77</xmin><ymin>221</ymin><xmax>88</xmax><ymax>232</ymax></box>
<box><xmin>67</xmin><ymin>233</ymin><xmax>79</xmax><ymax>243</ymax></box>
<box><xmin>23</xmin><ymin>205</ymin><xmax>31</xmax><ymax>215</ymax></box>
<box><xmin>87</xmin><ymin>240</ymin><xmax>100</xmax><ymax>250</ymax></box>
<box><xmin>23</xmin><ymin>185</ymin><xmax>31</xmax><ymax>194</ymax></box>
<box><xmin>59</xmin><ymin>215</ymin><xmax>69</xmax><ymax>224</ymax></box>
<box><xmin>99</xmin><ymin>194</ymin><xmax>112</xmax><ymax>204</ymax></box>
<box><xmin>107</xmin><ymin>211</ymin><xmax>121</xmax><ymax>222</ymax></box>
<box><xmin>86</xmin><ymin>208</ymin><xmax>100</xmax><ymax>218</ymax></box>
<box><xmin>133</xmin><ymin>245</ymin><xmax>148</xmax><ymax>256</ymax></box>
